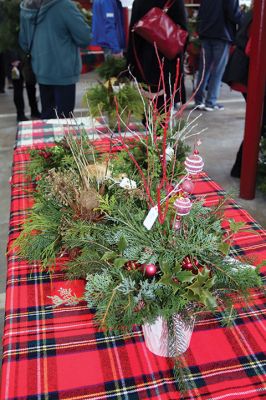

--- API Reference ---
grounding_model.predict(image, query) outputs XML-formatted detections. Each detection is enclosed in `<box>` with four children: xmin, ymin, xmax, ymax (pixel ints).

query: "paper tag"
<box><xmin>143</xmin><ymin>206</ymin><xmax>158</xmax><ymax>230</ymax></box>
<box><xmin>106</xmin><ymin>12</ymin><xmax>114</xmax><ymax>18</ymax></box>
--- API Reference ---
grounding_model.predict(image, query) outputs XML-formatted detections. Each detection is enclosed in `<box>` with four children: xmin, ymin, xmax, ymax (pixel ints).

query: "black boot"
<box><xmin>31</xmin><ymin>110</ymin><xmax>41</xmax><ymax>119</ymax></box>
<box><xmin>13</xmin><ymin>76</ymin><xmax>26</xmax><ymax>121</ymax></box>
<box><xmin>230</xmin><ymin>142</ymin><xmax>243</xmax><ymax>178</ymax></box>
<box><xmin>17</xmin><ymin>114</ymin><xmax>29</xmax><ymax>122</ymax></box>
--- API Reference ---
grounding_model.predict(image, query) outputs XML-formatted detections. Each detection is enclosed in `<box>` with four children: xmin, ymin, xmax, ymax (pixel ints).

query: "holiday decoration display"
<box><xmin>13</xmin><ymin>57</ymin><xmax>264</xmax><ymax>390</ymax></box>
<box><xmin>83</xmin><ymin>57</ymin><xmax>143</xmax><ymax>130</ymax></box>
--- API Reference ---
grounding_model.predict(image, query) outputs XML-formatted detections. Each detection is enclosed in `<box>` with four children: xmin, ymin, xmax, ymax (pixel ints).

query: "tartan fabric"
<box><xmin>16</xmin><ymin>118</ymin><xmax>144</xmax><ymax>150</ymax></box>
<box><xmin>1</xmin><ymin>147</ymin><xmax>266</xmax><ymax>400</ymax></box>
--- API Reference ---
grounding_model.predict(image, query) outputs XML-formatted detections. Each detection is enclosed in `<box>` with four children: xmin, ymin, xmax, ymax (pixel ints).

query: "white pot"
<box><xmin>142</xmin><ymin>314</ymin><xmax>194</xmax><ymax>357</ymax></box>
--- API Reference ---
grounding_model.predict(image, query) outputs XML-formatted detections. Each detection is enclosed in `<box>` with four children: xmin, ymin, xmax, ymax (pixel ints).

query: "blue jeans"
<box><xmin>195</xmin><ymin>39</ymin><xmax>230</xmax><ymax>107</ymax></box>
<box><xmin>39</xmin><ymin>84</ymin><xmax>76</xmax><ymax>119</ymax></box>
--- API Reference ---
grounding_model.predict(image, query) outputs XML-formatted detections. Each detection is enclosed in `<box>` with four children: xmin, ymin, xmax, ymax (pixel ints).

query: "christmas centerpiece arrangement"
<box><xmin>13</xmin><ymin>70</ymin><xmax>263</xmax><ymax>385</ymax></box>
<box><xmin>83</xmin><ymin>56</ymin><xmax>144</xmax><ymax>130</ymax></box>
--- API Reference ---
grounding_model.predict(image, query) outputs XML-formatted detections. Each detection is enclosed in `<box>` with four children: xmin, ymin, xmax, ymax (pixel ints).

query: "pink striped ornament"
<box><xmin>184</xmin><ymin>153</ymin><xmax>204</xmax><ymax>175</ymax></box>
<box><xmin>174</xmin><ymin>197</ymin><xmax>192</xmax><ymax>216</ymax></box>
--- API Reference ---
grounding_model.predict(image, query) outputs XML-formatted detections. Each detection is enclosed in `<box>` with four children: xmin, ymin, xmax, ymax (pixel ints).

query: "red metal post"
<box><xmin>240</xmin><ymin>0</ymin><xmax>266</xmax><ymax>199</ymax></box>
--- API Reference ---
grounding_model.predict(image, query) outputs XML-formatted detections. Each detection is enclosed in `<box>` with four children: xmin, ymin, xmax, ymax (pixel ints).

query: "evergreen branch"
<box><xmin>101</xmin><ymin>287</ymin><xmax>118</xmax><ymax>329</ymax></box>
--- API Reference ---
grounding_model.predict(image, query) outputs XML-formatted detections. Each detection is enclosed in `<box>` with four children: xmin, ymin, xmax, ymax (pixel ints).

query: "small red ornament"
<box><xmin>173</xmin><ymin>219</ymin><xmax>181</xmax><ymax>231</ymax></box>
<box><xmin>142</xmin><ymin>263</ymin><xmax>158</xmax><ymax>277</ymax></box>
<box><xmin>181</xmin><ymin>178</ymin><xmax>195</xmax><ymax>194</ymax></box>
<box><xmin>166</xmin><ymin>183</ymin><xmax>175</xmax><ymax>194</ymax></box>
<box><xmin>124</xmin><ymin>260</ymin><xmax>141</xmax><ymax>271</ymax></box>
<box><xmin>182</xmin><ymin>256</ymin><xmax>193</xmax><ymax>271</ymax></box>
<box><xmin>181</xmin><ymin>256</ymin><xmax>199</xmax><ymax>273</ymax></box>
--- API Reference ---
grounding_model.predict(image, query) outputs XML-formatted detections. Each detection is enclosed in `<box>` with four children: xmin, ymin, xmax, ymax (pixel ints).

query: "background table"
<box><xmin>1</xmin><ymin>124</ymin><xmax>266</xmax><ymax>399</ymax></box>
<box><xmin>15</xmin><ymin>118</ymin><xmax>143</xmax><ymax>150</ymax></box>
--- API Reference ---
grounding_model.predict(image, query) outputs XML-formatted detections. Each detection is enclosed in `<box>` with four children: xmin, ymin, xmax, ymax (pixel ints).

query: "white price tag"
<box><xmin>143</xmin><ymin>206</ymin><xmax>158</xmax><ymax>230</ymax></box>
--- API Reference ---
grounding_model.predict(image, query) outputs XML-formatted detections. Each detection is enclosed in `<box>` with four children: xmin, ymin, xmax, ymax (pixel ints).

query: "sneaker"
<box><xmin>195</xmin><ymin>102</ymin><xmax>205</xmax><ymax>110</ymax></box>
<box><xmin>204</xmin><ymin>104</ymin><xmax>224</xmax><ymax>111</ymax></box>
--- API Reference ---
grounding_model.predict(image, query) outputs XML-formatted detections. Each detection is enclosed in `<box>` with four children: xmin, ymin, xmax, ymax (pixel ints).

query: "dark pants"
<box><xmin>13</xmin><ymin>75</ymin><xmax>39</xmax><ymax>119</ymax></box>
<box><xmin>0</xmin><ymin>53</ymin><xmax>6</xmax><ymax>91</ymax></box>
<box><xmin>39</xmin><ymin>84</ymin><xmax>76</xmax><ymax>119</ymax></box>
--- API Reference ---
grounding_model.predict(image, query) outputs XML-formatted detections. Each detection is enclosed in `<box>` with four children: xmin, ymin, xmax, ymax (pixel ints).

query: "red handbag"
<box><xmin>132</xmin><ymin>0</ymin><xmax>188</xmax><ymax>60</ymax></box>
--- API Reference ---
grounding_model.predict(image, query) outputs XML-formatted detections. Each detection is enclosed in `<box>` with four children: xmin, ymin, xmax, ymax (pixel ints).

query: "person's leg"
<box><xmin>231</xmin><ymin>94</ymin><xmax>265</xmax><ymax>178</ymax></box>
<box><xmin>54</xmin><ymin>84</ymin><xmax>76</xmax><ymax>118</ymax></box>
<box><xmin>0</xmin><ymin>52</ymin><xmax>6</xmax><ymax>92</ymax></box>
<box><xmin>25</xmin><ymin>82</ymin><xmax>41</xmax><ymax>118</ymax></box>
<box><xmin>261</xmin><ymin>97</ymin><xmax>266</xmax><ymax>138</ymax></box>
<box><xmin>205</xmin><ymin>40</ymin><xmax>229</xmax><ymax>108</ymax></box>
<box><xmin>13</xmin><ymin>75</ymin><xmax>27</xmax><ymax>121</ymax></box>
<box><xmin>194</xmin><ymin>39</ymin><xmax>213</xmax><ymax>105</ymax></box>
<box><xmin>39</xmin><ymin>84</ymin><xmax>56</xmax><ymax>119</ymax></box>
<box><xmin>231</xmin><ymin>93</ymin><xmax>247</xmax><ymax>177</ymax></box>
<box><xmin>231</xmin><ymin>141</ymin><xmax>243</xmax><ymax>178</ymax></box>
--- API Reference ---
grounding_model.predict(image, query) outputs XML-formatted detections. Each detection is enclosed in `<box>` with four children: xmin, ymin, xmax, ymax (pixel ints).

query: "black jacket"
<box><xmin>222</xmin><ymin>10</ymin><xmax>252</xmax><ymax>87</ymax></box>
<box><xmin>197</xmin><ymin>0</ymin><xmax>241</xmax><ymax>43</ymax></box>
<box><xmin>127</xmin><ymin>0</ymin><xmax>187</xmax><ymax>93</ymax></box>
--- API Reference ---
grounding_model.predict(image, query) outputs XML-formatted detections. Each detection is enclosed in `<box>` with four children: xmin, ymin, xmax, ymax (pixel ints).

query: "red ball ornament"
<box><xmin>166</xmin><ymin>183</ymin><xmax>175</xmax><ymax>194</ymax></box>
<box><xmin>142</xmin><ymin>263</ymin><xmax>158</xmax><ymax>277</ymax></box>
<box><xmin>181</xmin><ymin>178</ymin><xmax>195</xmax><ymax>194</ymax></box>
<box><xmin>184</xmin><ymin>153</ymin><xmax>204</xmax><ymax>175</ymax></box>
<box><xmin>182</xmin><ymin>258</ymin><xmax>193</xmax><ymax>271</ymax></box>
<box><xmin>174</xmin><ymin>197</ymin><xmax>192</xmax><ymax>216</ymax></box>
<box><xmin>182</xmin><ymin>256</ymin><xmax>199</xmax><ymax>273</ymax></box>
<box><xmin>173</xmin><ymin>219</ymin><xmax>181</xmax><ymax>231</ymax></box>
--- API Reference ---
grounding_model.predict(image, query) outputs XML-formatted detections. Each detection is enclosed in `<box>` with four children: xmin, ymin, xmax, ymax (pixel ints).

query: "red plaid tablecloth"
<box><xmin>16</xmin><ymin>118</ymin><xmax>144</xmax><ymax>150</ymax></box>
<box><xmin>1</xmin><ymin>148</ymin><xmax>266</xmax><ymax>399</ymax></box>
